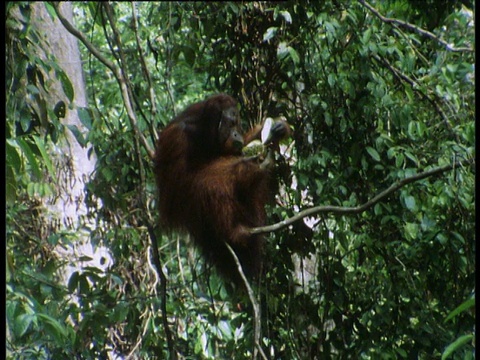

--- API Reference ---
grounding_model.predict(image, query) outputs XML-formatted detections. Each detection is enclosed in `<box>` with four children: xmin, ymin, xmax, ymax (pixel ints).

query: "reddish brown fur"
<box><xmin>154</xmin><ymin>94</ymin><xmax>270</xmax><ymax>283</ymax></box>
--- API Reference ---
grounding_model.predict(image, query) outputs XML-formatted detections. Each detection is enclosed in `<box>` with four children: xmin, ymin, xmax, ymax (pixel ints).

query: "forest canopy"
<box><xmin>6</xmin><ymin>1</ymin><xmax>475</xmax><ymax>359</ymax></box>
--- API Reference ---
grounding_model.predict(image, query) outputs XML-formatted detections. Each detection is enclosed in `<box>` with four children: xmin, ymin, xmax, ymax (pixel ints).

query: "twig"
<box><xmin>224</xmin><ymin>243</ymin><xmax>268</xmax><ymax>360</ymax></box>
<box><xmin>250</xmin><ymin>158</ymin><xmax>474</xmax><ymax>235</ymax></box>
<box><xmin>359</xmin><ymin>0</ymin><xmax>474</xmax><ymax>53</ymax></box>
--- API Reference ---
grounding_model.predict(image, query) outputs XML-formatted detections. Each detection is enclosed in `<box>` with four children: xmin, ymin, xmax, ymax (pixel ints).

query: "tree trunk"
<box><xmin>29</xmin><ymin>2</ymin><xmax>112</xmax><ymax>281</ymax></box>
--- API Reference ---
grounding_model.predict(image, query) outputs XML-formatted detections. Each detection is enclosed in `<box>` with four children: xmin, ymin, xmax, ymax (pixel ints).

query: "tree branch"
<box><xmin>359</xmin><ymin>0</ymin><xmax>474</xmax><ymax>53</ymax></box>
<box><xmin>130</xmin><ymin>2</ymin><xmax>159</xmax><ymax>142</ymax></box>
<box><xmin>370</xmin><ymin>54</ymin><xmax>461</xmax><ymax>143</ymax></box>
<box><xmin>52</xmin><ymin>3</ymin><xmax>116</xmax><ymax>74</ymax></box>
<box><xmin>52</xmin><ymin>2</ymin><xmax>155</xmax><ymax>159</ymax></box>
<box><xmin>250</xmin><ymin>158</ymin><xmax>474</xmax><ymax>235</ymax></box>
<box><xmin>224</xmin><ymin>243</ymin><xmax>268</xmax><ymax>360</ymax></box>
<box><xmin>147</xmin><ymin>224</ymin><xmax>178</xmax><ymax>360</ymax></box>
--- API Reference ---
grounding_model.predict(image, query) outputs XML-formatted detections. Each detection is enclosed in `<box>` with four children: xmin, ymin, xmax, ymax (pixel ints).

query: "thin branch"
<box><xmin>53</xmin><ymin>3</ymin><xmax>155</xmax><ymax>159</ymax></box>
<box><xmin>131</xmin><ymin>2</ymin><xmax>159</xmax><ymax>142</ymax></box>
<box><xmin>126</xmin><ymin>306</ymin><xmax>152</xmax><ymax>359</ymax></box>
<box><xmin>371</xmin><ymin>54</ymin><xmax>458</xmax><ymax>136</ymax></box>
<box><xmin>53</xmin><ymin>3</ymin><xmax>116</xmax><ymax>74</ymax></box>
<box><xmin>147</xmin><ymin>224</ymin><xmax>178</xmax><ymax>360</ymax></box>
<box><xmin>131</xmin><ymin>2</ymin><xmax>157</xmax><ymax>112</ymax></box>
<box><xmin>224</xmin><ymin>243</ymin><xmax>268</xmax><ymax>360</ymax></box>
<box><xmin>359</xmin><ymin>0</ymin><xmax>474</xmax><ymax>53</ymax></box>
<box><xmin>250</xmin><ymin>158</ymin><xmax>474</xmax><ymax>235</ymax></box>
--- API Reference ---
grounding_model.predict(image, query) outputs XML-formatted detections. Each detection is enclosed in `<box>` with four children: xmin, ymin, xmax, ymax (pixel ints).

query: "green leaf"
<box><xmin>6</xmin><ymin>141</ymin><xmax>22</xmax><ymax>173</ymax></box>
<box><xmin>180</xmin><ymin>45</ymin><xmax>196</xmax><ymax>67</ymax></box>
<box><xmin>110</xmin><ymin>302</ymin><xmax>130</xmax><ymax>322</ymax></box>
<box><xmin>366</xmin><ymin>146</ymin><xmax>381</xmax><ymax>162</ymax></box>
<box><xmin>445</xmin><ymin>296</ymin><xmax>475</xmax><ymax>322</ymax></box>
<box><xmin>26</xmin><ymin>84</ymin><xmax>40</xmax><ymax>95</ymax></box>
<box><xmin>288</xmin><ymin>46</ymin><xmax>300</xmax><ymax>64</ymax></box>
<box><xmin>405</xmin><ymin>151</ymin><xmax>419</xmax><ymax>166</ymax></box>
<box><xmin>325</xmin><ymin>21</ymin><xmax>336</xmax><ymax>37</ymax></box>
<box><xmin>263</xmin><ymin>27</ymin><xmax>278</xmax><ymax>42</ymax></box>
<box><xmin>217</xmin><ymin>320</ymin><xmax>232</xmax><ymax>340</ymax></box>
<box><xmin>79</xmin><ymin>274</ymin><xmax>91</xmax><ymax>294</ymax></box>
<box><xmin>68</xmin><ymin>271</ymin><xmax>80</xmax><ymax>293</ymax></box>
<box><xmin>396</xmin><ymin>348</ymin><xmax>408</xmax><ymax>358</ymax></box>
<box><xmin>54</xmin><ymin>100</ymin><xmax>66</xmax><ymax>119</ymax></box>
<box><xmin>436</xmin><ymin>233</ymin><xmax>448</xmax><ymax>245</ymax></box>
<box><xmin>279</xmin><ymin>10</ymin><xmax>292</xmax><ymax>24</ymax></box>
<box><xmin>37</xmin><ymin>313</ymin><xmax>68</xmax><ymax>343</ymax></box>
<box><xmin>450</xmin><ymin>231</ymin><xmax>465</xmax><ymax>245</ymax></box>
<box><xmin>77</xmin><ymin>107</ymin><xmax>93</xmax><ymax>130</ymax></box>
<box><xmin>19</xmin><ymin>110</ymin><xmax>33</xmax><ymax>133</ymax></box>
<box><xmin>17</xmin><ymin>138</ymin><xmax>42</xmax><ymax>179</ymax></box>
<box><xmin>33</xmin><ymin>135</ymin><xmax>56</xmax><ymax>181</ymax></box>
<box><xmin>328</xmin><ymin>73</ymin><xmax>336</xmax><ymax>87</ymax></box>
<box><xmin>395</xmin><ymin>153</ymin><xmax>405</xmax><ymax>168</ymax></box>
<box><xmin>39</xmin><ymin>182</ymin><xmax>53</xmax><ymax>197</ymax></box>
<box><xmin>56</xmin><ymin>69</ymin><xmax>74</xmax><ymax>102</ymax></box>
<box><xmin>44</xmin><ymin>2</ymin><xmax>57</xmax><ymax>20</ymax></box>
<box><xmin>404</xmin><ymin>222</ymin><xmax>419</xmax><ymax>240</ymax></box>
<box><xmin>362</xmin><ymin>28</ymin><xmax>372</xmax><ymax>44</ymax></box>
<box><xmin>15</xmin><ymin>313</ymin><xmax>35</xmax><ymax>338</ymax></box>
<box><xmin>324</xmin><ymin>112</ymin><xmax>332</xmax><ymax>126</ymax></box>
<box><xmin>27</xmin><ymin>182</ymin><xmax>35</xmax><ymax>197</ymax></box>
<box><xmin>277</xmin><ymin>42</ymin><xmax>288</xmax><ymax>57</ymax></box>
<box><xmin>6</xmin><ymin>165</ymin><xmax>17</xmax><ymax>204</ymax></box>
<box><xmin>404</xmin><ymin>195</ymin><xmax>417</xmax><ymax>211</ymax></box>
<box><xmin>102</xmin><ymin>167</ymin><xmax>114</xmax><ymax>182</ymax></box>
<box><xmin>407</xmin><ymin>121</ymin><xmax>417</xmax><ymax>139</ymax></box>
<box><xmin>416</xmin><ymin>121</ymin><xmax>426</xmax><ymax>137</ymax></box>
<box><xmin>446</xmin><ymin>64</ymin><xmax>458</xmax><ymax>73</ymax></box>
<box><xmin>66</xmin><ymin>124</ymin><xmax>87</xmax><ymax>147</ymax></box>
<box><xmin>441</xmin><ymin>334</ymin><xmax>473</xmax><ymax>360</ymax></box>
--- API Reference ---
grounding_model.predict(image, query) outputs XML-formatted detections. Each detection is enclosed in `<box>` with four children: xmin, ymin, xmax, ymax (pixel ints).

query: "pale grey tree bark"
<box><xmin>28</xmin><ymin>2</ymin><xmax>112</xmax><ymax>285</ymax></box>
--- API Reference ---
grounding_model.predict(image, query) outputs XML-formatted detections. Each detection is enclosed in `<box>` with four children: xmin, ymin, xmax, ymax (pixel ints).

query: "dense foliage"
<box><xmin>6</xmin><ymin>1</ymin><xmax>475</xmax><ymax>359</ymax></box>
